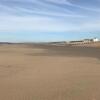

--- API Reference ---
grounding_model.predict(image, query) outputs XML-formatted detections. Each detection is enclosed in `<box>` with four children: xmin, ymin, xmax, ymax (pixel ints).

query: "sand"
<box><xmin>0</xmin><ymin>44</ymin><xmax>100</xmax><ymax>100</ymax></box>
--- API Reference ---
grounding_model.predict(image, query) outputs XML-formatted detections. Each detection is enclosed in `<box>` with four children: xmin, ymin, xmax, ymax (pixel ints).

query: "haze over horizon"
<box><xmin>0</xmin><ymin>0</ymin><xmax>100</xmax><ymax>42</ymax></box>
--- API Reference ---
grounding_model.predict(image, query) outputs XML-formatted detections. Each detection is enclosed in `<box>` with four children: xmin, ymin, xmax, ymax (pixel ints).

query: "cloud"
<box><xmin>0</xmin><ymin>15</ymin><xmax>100</xmax><ymax>33</ymax></box>
<box><xmin>0</xmin><ymin>16</ymin><xmax>76</xmax><ymax>32</ymax></box>
<box><xmin>0</xmin><ymin>0</ymin><xmax>100</xmax><ymax>33</ymax></box>
<box><xmin>45</xmin><ymin>0</ymin><xmax>71</xmax><ymax>5</ymax></box>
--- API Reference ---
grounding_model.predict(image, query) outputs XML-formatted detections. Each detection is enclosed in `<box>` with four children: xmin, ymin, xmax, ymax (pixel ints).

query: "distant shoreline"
<box><xmin>0</xmin><ymin>41</ymin><xmax>100</xmax><ymax>48</ymax></box>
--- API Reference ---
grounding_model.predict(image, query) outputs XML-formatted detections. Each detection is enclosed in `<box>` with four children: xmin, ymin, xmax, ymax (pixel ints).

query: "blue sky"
<box><xmin>0</xmin><ymin>0</ymin><xmax>100</xmax><ymax>42</ymax></box>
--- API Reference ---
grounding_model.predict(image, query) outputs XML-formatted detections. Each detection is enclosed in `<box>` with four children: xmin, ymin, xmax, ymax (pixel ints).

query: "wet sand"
<box><xmin>0</xmin><ymin>44</ymin><xmax>100</xmax><ymax>100</ymax></box>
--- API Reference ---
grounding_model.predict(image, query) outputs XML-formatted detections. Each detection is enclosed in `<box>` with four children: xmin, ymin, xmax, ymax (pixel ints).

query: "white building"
<box><xmin>92</xmin><ymin>38</ymin><xmax>99</xmax><ymax>42</ymax></box>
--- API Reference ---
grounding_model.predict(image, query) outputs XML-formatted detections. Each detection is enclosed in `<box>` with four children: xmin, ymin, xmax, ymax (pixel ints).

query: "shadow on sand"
<box><xmin>26</xmin><ymin>44</ymin><xmax>100</xmax><ymax>60</ymax></box>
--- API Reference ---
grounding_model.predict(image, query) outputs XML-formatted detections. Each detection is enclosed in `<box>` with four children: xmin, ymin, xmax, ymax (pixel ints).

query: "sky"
<box><xmin>0</xmin><ymin>0</ymin><xmax>100</xmax><ymax>42</ymax></box>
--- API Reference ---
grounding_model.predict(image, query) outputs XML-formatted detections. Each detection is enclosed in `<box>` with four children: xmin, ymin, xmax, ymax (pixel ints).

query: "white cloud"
<box><xmin>0</xmin><ymin>0</ymin><xmax>100</xmax><ymax>33</ymax></box>
<box><xmin>0</xmin><ymin>15</ymin><xmax>100</xmax><ymax>33</ymax></box>
<box><xmin>45</xmin><ymin>0</ymin><xmax>71</xmax><ymax>5</ymax></box>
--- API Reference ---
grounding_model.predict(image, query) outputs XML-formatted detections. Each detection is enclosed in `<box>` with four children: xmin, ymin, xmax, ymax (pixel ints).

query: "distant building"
<box><xmin>92</xmin><ymin>38</ymin><xmax>99</xmax><ymax>42</ymax></box>
<box><xmin>69</xmin><ymin>38</ymin><xmax>99</xmax><ymax>45</ymax></box>
<box><xmin>83</xmin><ymin>38</ymin><xmax>99</xmax><ymax>43</ymax></box>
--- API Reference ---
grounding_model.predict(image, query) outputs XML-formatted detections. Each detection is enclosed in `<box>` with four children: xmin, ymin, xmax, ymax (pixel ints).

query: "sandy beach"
<box><xmin>0</xmin><ymin>43</ymin><xmax>100</xmax><ymax>100</ymax></box>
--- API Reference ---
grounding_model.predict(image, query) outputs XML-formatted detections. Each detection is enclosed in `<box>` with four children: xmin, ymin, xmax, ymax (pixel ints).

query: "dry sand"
<box><xmin>0</xmin><ymin>43</ymin><xmax>100</xmax><ymax>100</ymax></box>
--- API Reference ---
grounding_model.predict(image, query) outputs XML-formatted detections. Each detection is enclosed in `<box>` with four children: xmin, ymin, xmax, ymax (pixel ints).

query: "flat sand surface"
<box><xmin>0</xmin><ymin>44</ymin><xmax>100</xmax><ymax>100</ymax></box>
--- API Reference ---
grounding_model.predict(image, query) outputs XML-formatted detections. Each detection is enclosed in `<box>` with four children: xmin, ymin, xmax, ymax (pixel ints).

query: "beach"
<box><xmin>0</xmin><ymin>43</ymin><xmax>100</xmax><ymax>100</ymax></box>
